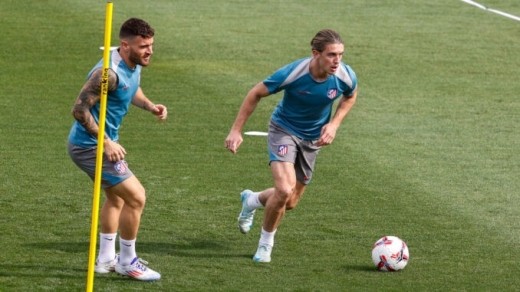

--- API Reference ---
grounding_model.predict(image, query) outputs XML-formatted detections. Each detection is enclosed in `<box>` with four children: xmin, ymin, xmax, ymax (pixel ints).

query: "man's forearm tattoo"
<box><xmin>71</xmin><ymin>69</ymin><xmax>118</xmax><ymax>138</ymax></box>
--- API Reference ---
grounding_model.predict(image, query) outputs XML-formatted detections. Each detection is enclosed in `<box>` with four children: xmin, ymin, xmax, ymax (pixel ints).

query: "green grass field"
<box><xmin>1</xmin><ymin>0</ymin><xmax>520</xmax><ymax>290</ymax></box>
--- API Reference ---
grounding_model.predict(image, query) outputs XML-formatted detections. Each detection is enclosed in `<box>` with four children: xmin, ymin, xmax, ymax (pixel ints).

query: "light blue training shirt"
<box><xmin>68</xmin><ymin>49</ymin><xmax>141</xmax><ymax>147</ymax></box>
<box><xmin>264</xmin><ymin>57</ymin><xmax>357</xmax><ymax>140</ymax></box>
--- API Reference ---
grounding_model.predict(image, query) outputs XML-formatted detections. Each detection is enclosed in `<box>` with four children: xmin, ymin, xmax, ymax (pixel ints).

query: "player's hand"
<box><xmin>225</xmin><ymin>130</ymin><xmax>243</xmax><ymax>154</ymax></box>
<box><xmin>152</xmin><ymin>104</ymin><xmax>168</xmax><ymax>121</ymax></box>
<box><xmin>317</xmin><ymin>123</ymin><xmax>338</xmax><ymax>146</ymax></box>
<box><xmin>104</xmin><ymin>139</ymin><xmax>127</xmax><ymax>161</ymax></box>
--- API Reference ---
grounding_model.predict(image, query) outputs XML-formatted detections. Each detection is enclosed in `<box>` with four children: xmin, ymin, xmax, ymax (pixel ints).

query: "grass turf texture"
<box><xmin>1</xmin><ymin>0</ymin><xmax>520</xmax><ymax>290</ymax></box>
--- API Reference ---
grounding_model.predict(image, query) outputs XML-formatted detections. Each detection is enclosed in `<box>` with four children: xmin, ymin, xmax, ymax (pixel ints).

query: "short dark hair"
<box><xmin>310</xmin><ymin>29</ymin><xmax>343</xmax><ymax>52</ymax></box>
<box><xmin>119</xmin><ymin>18</ymin><xmax>155</xmax><ymax>39</ymax></box>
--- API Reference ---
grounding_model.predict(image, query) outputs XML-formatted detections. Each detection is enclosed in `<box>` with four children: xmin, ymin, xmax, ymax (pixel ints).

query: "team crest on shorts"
<box><xmin>277</xmin><ymin>145</ymin><xmax>288</xmax><ymax>157</ymax></box>
<box><xmin>327</xmin><ymin>89</ymin><xmax>338</xmax><ymax>99</ymax></box>
<box><xmin>114</xmin><ymin>160</ymin><xmax>129</xmax><ymax>174</ymax></box>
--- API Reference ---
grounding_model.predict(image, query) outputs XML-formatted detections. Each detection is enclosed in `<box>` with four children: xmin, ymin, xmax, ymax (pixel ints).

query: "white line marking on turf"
<box><xmin>461</xmin><ymin>0</ymin><xmax>520</xmax><ymax>22</ymax></box>
<box><xmin>487</xmin><ymin>8</ymin><xmax>520</xmax><ymax>22</ymax></box>
<box><xmin>461</xmin><ymin>0</ymin><xmax>486</xmax><ymax>10</ymax></box>
<box><xmin>244</xmin><ymin>131</ymin><xmax>268</xmax><ymax>136</ymax></box>
<box><xmin>99</xmin><ymin>46</ymin><xmax>118</xmax><ymax>50</ymax></box>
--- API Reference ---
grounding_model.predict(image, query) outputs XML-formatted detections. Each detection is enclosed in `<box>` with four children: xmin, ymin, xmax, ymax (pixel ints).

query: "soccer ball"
<box><xmin>371</xmin><ymin>236</ymin><xmax>409</xmax><ymax>271</ymax></box>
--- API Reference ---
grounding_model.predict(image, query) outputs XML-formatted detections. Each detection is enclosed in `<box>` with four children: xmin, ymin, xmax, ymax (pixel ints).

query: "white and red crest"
<box><xmin>327</xmin><ymin>89</ymin><xmax>338</xmax><ymax>99</ymax></box>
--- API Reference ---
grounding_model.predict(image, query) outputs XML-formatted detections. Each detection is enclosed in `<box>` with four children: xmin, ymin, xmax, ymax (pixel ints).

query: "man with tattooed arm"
<box><xmin>67</xmin><ymin>18</ymin><xmax>166</xmax><ymax>281</ymax></box>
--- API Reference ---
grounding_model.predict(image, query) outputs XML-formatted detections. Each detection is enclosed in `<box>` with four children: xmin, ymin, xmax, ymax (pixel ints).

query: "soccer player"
<box><xmin>225</xmin><ymin>29</ymin><xmax>358</xmax><ymax>263</ymax></box>
<box><xmin>67</xmin><ymin>18</ymin><xmax>167</xmax><ymax>281</ymax></box>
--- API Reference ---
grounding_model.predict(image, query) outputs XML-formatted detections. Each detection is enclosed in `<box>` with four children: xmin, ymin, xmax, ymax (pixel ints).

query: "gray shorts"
<box><xmin>67</xmin><ymin>142</ymin><xmax>133</xmax><ymax>189</ymax></box>
<box><xmin>268</xmin><ymin>121</ymin><xmax>320</xmax><ymax>185</ymax></box>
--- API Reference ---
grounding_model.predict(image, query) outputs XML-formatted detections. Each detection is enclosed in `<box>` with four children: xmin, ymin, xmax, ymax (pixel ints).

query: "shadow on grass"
<box><xmin>140</xmin><ymin>240</ymin><xmax>253</xmax><ymax>260</ymax></box>
<box><xmin>0</xmin><ymin>264</ymin><xmax>143</xmax><ymax>283</ymax></box>
<box><xmin>0</xmin><ymin>263</ymin><xmax>86</xmax><ymax>279</ymax></box>
<box><xmin>341</xmin><ymin>264</ymin><xmax>376</xmax><ymax>273</ymax></box>
<box><xmin>24</xmin><ymin>237</ymin><xmax>249</xmax><ymax>259</ymax></box>
<box><xmin>9</xmin><ymin>239</ymin><xmax>250</xmax><ymax>280</ymax></box>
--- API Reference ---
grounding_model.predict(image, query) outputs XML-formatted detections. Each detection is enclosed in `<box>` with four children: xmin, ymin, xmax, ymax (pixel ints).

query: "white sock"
<box><xmin>247</xmin><ymin>192</ymin><xmax>263</xmax><ymax>209</ymax></box>
<box><xmin>119</xmin><ymin>237</ymin><xmax>137</xmax><ymax>265</ymax></box>
<box><xmin>98</xmin><ymin>233</ymin><xmax>117</xmax><ymax>262</ymax></box>
<box><xmin>259</xmin><ymin>227</ymin><xmax>276</xmax><ymax>247</ymax></box>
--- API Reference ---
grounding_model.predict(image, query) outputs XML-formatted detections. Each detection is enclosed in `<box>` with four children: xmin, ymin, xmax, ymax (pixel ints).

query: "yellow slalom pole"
<box><xmin>86</xmin><ymin>2</ymin><xmax>113</xmax><ymax>292</ymax></box>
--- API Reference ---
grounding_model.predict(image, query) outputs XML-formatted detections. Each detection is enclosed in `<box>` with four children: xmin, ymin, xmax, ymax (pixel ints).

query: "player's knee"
<box><xmin>276</xmin><ymin>185</ymin><xmax>293</xmax><ymax>199</ymax></box>
<box><xmin>285</xmin><ymin>199</ymin><xmax>299</xmax><ymax>210</ymax></box>
<box><xmin>135</xmin><ymin>194</ymin><xmax>146</xmax><ymax>210</ymax></box>
<box><xmin>285</xmin><ymin>186</ymin><xmax>305</xmax><ymax>210</ymax></box>
<box><xmin>126</xmin><ymin>189</ymin><xmax>146</xmax><ymax>210</ymax></box>
<box><xmin>274</xmin><ymin>185</ymin><xmax>295</xmax><ymax>208</ymax></box>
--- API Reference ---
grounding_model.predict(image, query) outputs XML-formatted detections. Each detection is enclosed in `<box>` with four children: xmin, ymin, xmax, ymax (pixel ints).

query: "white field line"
<box><xmin>99</xmin><ymin>46</ymin><xmax>118</xmax><ymax>50</ymax></box>
<box><xmin>461</xmin><ymin>0</ymin><xmax>520</xmax><ymax>22</ymax></box>
<box><xmin>487</xmin><ymin>8</ymin><xmax>520</xmax><ymax>22</ymax></box>
<box><xmin>461</xmin><ymin>0</ymin><xmax>486</xmax><ymax>10</ymax></box>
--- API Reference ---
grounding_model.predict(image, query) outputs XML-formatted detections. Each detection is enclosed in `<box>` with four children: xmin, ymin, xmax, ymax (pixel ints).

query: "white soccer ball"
<box><xmin>371</xmin><ymin>236</ymin><xmax>410</xmax><ymax>271</ymax></box>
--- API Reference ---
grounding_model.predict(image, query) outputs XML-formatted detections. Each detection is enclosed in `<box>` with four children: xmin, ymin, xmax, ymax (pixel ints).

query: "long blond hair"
<box><xmin>310</xmin><ymin>29</ymin><xmax>343</xmax><ymax>52</ymax></box>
